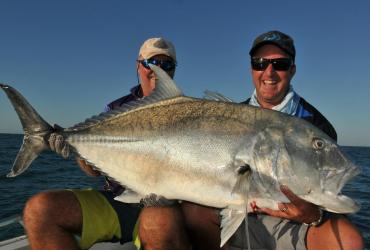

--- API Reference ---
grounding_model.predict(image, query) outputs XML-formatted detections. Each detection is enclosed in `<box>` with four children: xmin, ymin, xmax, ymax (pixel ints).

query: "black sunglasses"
<box><xmin>251</xmin><ymin>57</ymin><xmax>293</xmax><ymax>71</ymax></box>
<box><xmin>138</xmin><ymin>58</ymin><xmax>177</xmax><ymax>72</ymax></box>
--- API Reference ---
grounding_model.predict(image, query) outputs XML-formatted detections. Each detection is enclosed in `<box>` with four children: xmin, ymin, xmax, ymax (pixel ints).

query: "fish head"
<box><xmin>251</xmin><ymin>119</ymin><xmax>360</xmax><ymax>213</ymax></box>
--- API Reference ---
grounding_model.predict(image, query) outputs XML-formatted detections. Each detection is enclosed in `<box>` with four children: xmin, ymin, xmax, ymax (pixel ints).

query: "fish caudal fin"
<box><xmin>0</xmin><ymin>83</ymin><xmax>53</xmax><ymax>177</ymax></box>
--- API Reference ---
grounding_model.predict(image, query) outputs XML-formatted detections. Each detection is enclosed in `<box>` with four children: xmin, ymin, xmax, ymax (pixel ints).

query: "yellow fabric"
<box><xmin>70</xmin><ymin>189</ymin><xmax>121</xmax><ymax>250</ymax></box>
<box><xmin>132</xmin><ymin>219</ymin><xmax>141</xmax><ymax>249</ymax></box>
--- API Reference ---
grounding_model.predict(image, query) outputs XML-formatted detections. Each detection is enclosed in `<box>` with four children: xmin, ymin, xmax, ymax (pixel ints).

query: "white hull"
<box><xmin>0</xmin><ymin>235</ymin><xmax>136</xmax><ymax>250</ymax></box>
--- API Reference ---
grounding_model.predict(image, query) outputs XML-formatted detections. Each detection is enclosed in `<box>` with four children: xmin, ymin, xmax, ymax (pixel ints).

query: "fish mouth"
<box><xmin>324</xmin><ymin>191</ymin><xmax>360</xmax><ymax>213</ymax></box>
<box><xmin>315</xmin><ymin>162</ymin><xmax>361</xmax><ymax>213</ymax></box>
<box><xmin>339</xmin><ymin>163</ymin><xmax>361</xmax><ymax>189</ymax></box>
<box><xmin>302</xmin><ymin>188</ymin><xmax>360</xmax><ymax>214</ymax></box>
<box><xmin>321</xmin><ymin>162</ymin><xmax>361</xmax><ymax>196</ymax></box>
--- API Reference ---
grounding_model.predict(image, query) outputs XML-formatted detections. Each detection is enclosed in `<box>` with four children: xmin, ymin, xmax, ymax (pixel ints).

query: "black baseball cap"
<box><xmin>249</xmin><ymin>30</ymin><xmax>296</xmax><ymax>60</ymax></box>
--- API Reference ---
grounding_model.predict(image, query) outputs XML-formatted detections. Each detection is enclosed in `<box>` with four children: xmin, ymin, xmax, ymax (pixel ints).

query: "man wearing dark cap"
<box><xmin>180</xmin><ymin>31</ymin><xmax>363</xmax><ymax>250</ymax></box>
<box><xmin>246</xmin><ymin>30</ymin><xmax>337</xmax><ymax>135</ymax></box>
<box><xmin>22</xmin><ymin>37</ymin><xmax>179</xmax><ymax>250</ymax></box>
<box><xmin>233</xmin><ymin>30</ymin><xmax>363</xmax><ymax>249</ymax></box>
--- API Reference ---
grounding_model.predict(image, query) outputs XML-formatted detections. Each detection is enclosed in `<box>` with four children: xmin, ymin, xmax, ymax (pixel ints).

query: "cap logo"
<box><xmin>153</xmin><ymin>39</ymin><xmax>169</xmax><ymax>49</ymax></box>
<box><xmin>263</xmin><ymin>33</ymin><xmax>281</xmax><ymax>41</ymax></box>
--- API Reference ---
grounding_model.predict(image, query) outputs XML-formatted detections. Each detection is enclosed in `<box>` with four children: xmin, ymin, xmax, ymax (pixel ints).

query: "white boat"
<box><xmin>0</xmin><ymin>215</ymin><xmax>136</xmax><ymax>250</ymax></box>
<box><xmin>0</xmin><ymin>236</ymin><xmax>135</xmax><ymax>250</ymax></box>
<box><xmin>0</xmin><ymin>236</ymin><xmax>136</xmax><ymax>250</ymax></box>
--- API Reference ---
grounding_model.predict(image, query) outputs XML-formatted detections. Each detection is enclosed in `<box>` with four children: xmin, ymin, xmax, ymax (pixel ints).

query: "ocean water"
<box><xmin>0</xmin><ymin>133</ymin><xmax>369</xmax><ymax>248</ymax></box>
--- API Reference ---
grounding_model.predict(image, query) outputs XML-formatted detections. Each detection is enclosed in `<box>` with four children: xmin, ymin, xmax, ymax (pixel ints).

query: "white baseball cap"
<box><xmin>138</xmin><ymin>37</ymin><xmax>176</xmax><ymax>62</ymax></box>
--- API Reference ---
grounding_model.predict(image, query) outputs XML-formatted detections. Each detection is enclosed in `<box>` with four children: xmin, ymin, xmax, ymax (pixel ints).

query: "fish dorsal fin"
<box><xmin>203</xmin><ymin>90</ymin><xmax>234</xmax><ymax>102</ymax></box>
<box><xmin>67</xmin><ymin>64</ymin><xmax>183</xmax><ymax>131</ymax></box>
<box><xmin>149</xmin><ymin>64</ymin><xmax>183</xmax><ymax>99</ymax></box>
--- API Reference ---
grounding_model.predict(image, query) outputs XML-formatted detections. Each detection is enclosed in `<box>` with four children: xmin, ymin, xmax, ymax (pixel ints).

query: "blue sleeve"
<box><xmin>104</xmin><ymin>105</ymin><xmax>111</xmax><ymax>112</ymax></box>
<box><xmin>295</xmin><ymin>104</ymin><xmax>313</xmax><ymax>119</ymax></box>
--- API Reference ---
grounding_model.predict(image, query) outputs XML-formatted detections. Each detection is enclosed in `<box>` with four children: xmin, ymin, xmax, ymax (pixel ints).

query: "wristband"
<box><xmin>304</xmin><ymin>208</ymin><xmax>323</xmax><ymax>227</ymax></box>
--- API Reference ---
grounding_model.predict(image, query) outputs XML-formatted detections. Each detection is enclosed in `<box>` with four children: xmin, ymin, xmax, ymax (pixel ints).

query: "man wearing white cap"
<box><xmin>22</xmin><ymin>37</ymin><xmax>178</xmax><ymax>250</ymax></box>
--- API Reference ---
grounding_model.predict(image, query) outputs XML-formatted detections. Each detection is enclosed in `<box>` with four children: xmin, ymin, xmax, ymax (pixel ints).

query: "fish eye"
<box><xmin>312</xmin><ymin>138</ymin><xmax>325</xmax><ymax>150</ymax></box>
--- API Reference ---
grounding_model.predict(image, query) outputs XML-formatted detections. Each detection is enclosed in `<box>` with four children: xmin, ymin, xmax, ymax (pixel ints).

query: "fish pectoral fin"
<box><xmin>222</xmin><ymin>158</ymin><xmax>251</xmax><ymax>246</ymax></box>
<box><xmin>220</xmin><ymin>207</ymin><xmax>246</xmax><ymax>247</ymax></box>
<box><xmin>114</xmin><ymin>190</ymin><xmax>144</xmax><ymax>203</ymax></box>
<box><xmin>232</xmin><ymin>163</ymin><xmax>252</xmax><ymax>195</ymax></box>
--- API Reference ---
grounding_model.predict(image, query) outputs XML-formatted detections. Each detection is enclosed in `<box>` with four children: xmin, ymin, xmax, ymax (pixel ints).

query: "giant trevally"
<box><xmin>0</xmin><ymin>65</ymin><xmax>360</xmax><ymax>246</ymax></box>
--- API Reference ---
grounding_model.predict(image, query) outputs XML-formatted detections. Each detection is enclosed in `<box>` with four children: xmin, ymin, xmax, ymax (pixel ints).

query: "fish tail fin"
<box><xmin>0</xmin><ymin>83</ymin><xmax>53</xmax><ymax>177</ymax></box>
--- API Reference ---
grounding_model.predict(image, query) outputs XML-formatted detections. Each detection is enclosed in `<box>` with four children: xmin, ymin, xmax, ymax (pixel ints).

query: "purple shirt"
<box><xmin>103</xmin><ymin>85</ymin><xmax>143</xmax><ymax>196</ymax></box>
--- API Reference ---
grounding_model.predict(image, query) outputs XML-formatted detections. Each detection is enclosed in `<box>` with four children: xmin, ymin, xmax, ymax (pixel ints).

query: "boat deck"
<box><xmin>0</xmin><ymin>235</ymin><xmax>136</xmax><ymax>250</ymax></box>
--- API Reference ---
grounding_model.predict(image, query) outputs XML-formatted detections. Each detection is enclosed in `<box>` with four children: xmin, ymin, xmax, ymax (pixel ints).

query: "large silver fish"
<box><xmin>0</xmin><ymin>65</ymin><xmax>360</xmax><ymax>246</ymax></box>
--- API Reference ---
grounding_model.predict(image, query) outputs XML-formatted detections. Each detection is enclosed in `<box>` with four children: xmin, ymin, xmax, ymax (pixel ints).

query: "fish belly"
<box><xmin>69</xmin><ymin>134</ymin><xmax>243</xmax><ymax>208</ymax></box>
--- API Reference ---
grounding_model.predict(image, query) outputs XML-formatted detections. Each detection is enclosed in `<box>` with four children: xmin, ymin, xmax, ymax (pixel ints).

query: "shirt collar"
<box><xmin>130</xmin><ymin>85</ymin><xmax>144</xmax><ymax>99</ymax></box>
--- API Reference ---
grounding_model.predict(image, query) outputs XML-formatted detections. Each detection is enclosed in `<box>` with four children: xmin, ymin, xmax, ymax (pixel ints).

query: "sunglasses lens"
<box><xmin>160</xmin><ymin>61</ymin><xmax>176</xmax><ymax>71</ymax></box>
<box><xmin>141</xmin><ymin>59</ymin><xmax>176</xmax><ymax>71</ymax></box>
<box><xmin>272</xmin><ymin>58</ymin><xmax>292</xmax><ymax>71</ymax></box>
<box><xmin>251</xmin><ymin>59</ymin><xmax>269</xmax><ymax>71</ymax></box>
<box><xmin>140</xmin><ymin>60</ymin><xmax>151</xmax><ymax>69</ymax></box>
<box><xmin>251</xmin><ymin>58</ymin><xmax>292</xmax><ymax>71</ymax></box>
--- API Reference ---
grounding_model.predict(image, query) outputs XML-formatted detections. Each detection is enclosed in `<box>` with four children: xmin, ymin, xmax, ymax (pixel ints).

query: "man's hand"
<box><xmin>252</xmin><ymin>185</ymin><xmax>321</xmax><ymax>224</ymax></box>
<box><xmin>76</xmin><ymin>158</ymin><xmax>101</xmax><ymax>177</ymax></box>
<box><xmin>48</xmin><ymin>132</ymin><xmax>70</xmax><ymax>158</ymax></box>
<box><xmin>140</xmin><ymin>194</ymin><xmax>176</xmax><ymax>207</ymax></box>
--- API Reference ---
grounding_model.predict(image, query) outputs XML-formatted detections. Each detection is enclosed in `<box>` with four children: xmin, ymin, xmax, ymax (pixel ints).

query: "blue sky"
<box><xmin>0</xmin><ymin>0</ymin><xmax>369</xmax><ymax>146</ymax></box>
